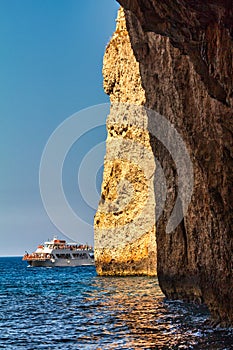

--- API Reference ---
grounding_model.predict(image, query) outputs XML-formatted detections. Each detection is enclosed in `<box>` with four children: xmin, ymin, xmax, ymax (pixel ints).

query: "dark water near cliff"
<box><xmin>0</xmin><ymin>257</ymin><xmax>232</xmax><ymax>349</ymax></box>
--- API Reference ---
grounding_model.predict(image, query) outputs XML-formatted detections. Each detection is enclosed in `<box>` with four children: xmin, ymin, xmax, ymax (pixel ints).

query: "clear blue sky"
<box><xmin>0</xmin><ymin>0</ymin><xmax>119</xmax><ymax>255</ymax></box>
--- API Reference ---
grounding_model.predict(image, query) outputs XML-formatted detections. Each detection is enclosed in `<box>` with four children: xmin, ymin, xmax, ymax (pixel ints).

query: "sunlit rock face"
<box><xmin>112</xmin><ymin>1</ymin><xmax>232</xmax><ymax>325</ymax></box>
<box><xmin>94</xmin><ymin>9</ymin><xmax>157</xmax><ymax>276</ymax></box>
<box><xmin>95</xmin><ymin>2</ymin><xmax>233</xmax><ymax>325</ymax></box>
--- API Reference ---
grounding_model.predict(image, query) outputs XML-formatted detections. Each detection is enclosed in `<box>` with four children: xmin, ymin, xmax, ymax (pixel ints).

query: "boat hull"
<box><xmin>28</xmin><ymin>258</ymin><xmax>94</xmax><ymax>267</ymax></box>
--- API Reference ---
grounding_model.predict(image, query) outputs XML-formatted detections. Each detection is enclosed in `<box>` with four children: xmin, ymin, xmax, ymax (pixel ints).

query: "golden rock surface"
<box><xmin>94</xmin><ymin>8</ymin><xmax>157</xmax><ymax>276</ymax></box>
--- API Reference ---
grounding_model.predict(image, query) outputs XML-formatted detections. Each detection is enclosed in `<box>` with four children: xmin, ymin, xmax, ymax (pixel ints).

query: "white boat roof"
<box><xmin>43</xmin><ymin>238</ymin><xmax>90</xmax><ymax>246</ymax></box>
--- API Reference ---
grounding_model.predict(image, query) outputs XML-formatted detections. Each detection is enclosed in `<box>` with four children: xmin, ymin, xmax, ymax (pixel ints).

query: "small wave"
<box><xmin>0</xmin><ymin>258</ymin><xmax>232</xmax><ymax>349</ymax></box>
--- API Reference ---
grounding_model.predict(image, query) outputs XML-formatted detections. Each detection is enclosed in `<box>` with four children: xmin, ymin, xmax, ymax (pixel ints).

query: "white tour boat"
<box><xmin>22</xmin><ymin>237</ymin><xmax>94</xmax><ymax>267</ymax></box>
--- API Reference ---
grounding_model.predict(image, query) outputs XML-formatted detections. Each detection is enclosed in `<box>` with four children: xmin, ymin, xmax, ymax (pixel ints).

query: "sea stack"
<box><xmin>94</xmin><ymin>8</ymin><xmax>157</xmax><ymax>276</ymax></box>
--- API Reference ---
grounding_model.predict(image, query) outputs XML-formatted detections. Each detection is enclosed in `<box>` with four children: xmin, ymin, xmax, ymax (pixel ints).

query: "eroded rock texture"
<box><xmin>95</xmin><ymin>1</ymin><xmax>233</xmax><ymax>325</ymax></box>
<box><xmin>94</xmin><ymin>9</ymin><xmax>157</xmax><ymax>276</ymax></box>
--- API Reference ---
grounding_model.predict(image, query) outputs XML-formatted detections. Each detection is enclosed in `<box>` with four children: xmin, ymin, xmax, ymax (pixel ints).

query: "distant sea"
<box><xmin>0</xmin><ymin>257</ymin><xmax>232</xmax><ymax>349</ymax></box>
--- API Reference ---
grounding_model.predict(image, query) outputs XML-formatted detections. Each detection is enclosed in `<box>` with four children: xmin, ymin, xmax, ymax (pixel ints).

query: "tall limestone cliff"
<box><xmin>95</xmin><ymin>2</ymin><xmax>233</xmax><ymax>325</ymax></box>
<box><xmin>94</xmin><ymin>8</ymin><xmax>157</xmax><ymax>276</ymax></box>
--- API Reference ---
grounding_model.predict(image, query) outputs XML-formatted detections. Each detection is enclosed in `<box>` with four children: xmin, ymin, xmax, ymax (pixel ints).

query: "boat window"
<box><xmin>56</xmin><ymin>253</ymin><xmax>71</xmax><ymax>259</ymax></box>
<box><xmin>72</xmin><ymin>252</ymin><xmax>88</xmax><ymax>259</ymax></box>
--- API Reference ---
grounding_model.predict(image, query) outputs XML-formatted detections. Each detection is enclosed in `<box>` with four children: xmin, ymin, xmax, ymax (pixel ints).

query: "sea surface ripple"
<box><xmin>0</xmin><ymin>257</ymin><xmax>232</xmax><ymax>349</ymax></box>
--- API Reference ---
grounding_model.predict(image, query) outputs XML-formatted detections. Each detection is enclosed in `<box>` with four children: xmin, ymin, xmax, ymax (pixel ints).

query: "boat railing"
<box><xmin>51</xmin><ymin>245</ymin><xmax>93</xmax><ymax>251</ymax></box>
<box><xmin>22</xmin><ymin>253</ymin><xmax>51</xmax><ymax>261</ymax></box>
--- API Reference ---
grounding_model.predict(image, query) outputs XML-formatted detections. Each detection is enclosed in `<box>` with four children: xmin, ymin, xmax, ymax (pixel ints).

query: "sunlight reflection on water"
<box><xmin>0</xmin><ymin>258</ymin><xmax>232</xmax><ymax>349</ymax></box>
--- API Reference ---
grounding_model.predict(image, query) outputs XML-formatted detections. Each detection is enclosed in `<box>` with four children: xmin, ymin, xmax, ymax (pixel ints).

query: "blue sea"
<box><xmin>0</xmin><ymin>257</ymin><xmax>232</xmax><ymax>349</ymax></box>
